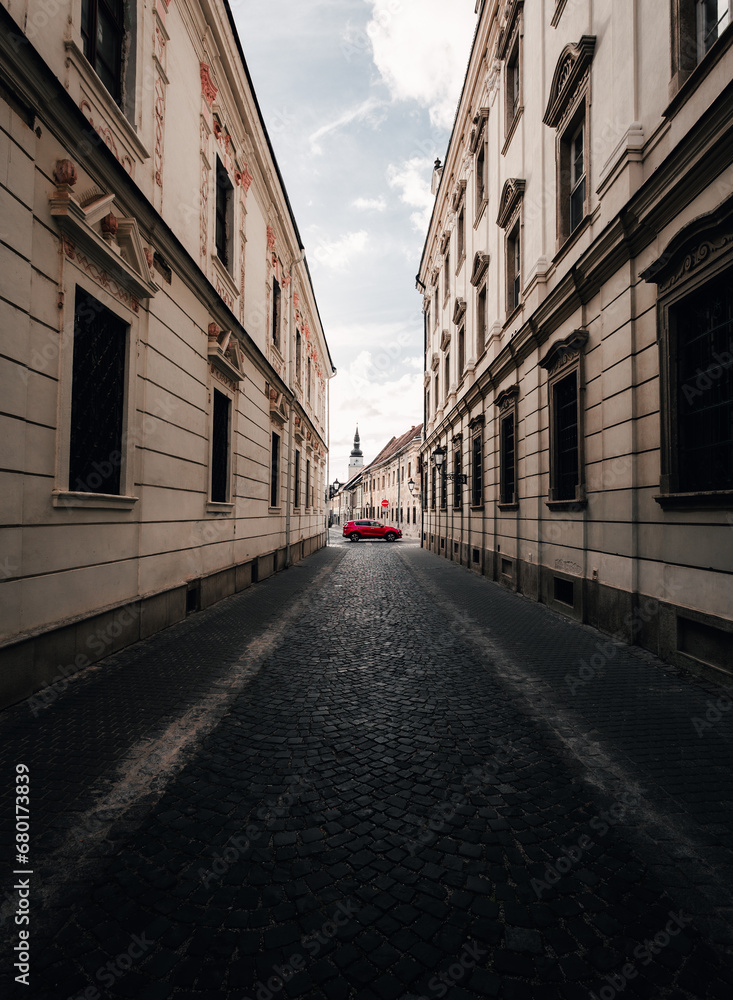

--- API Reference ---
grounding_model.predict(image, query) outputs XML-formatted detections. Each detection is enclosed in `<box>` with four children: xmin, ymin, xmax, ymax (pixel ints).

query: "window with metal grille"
<box><xmin>673</xmin><ymin>270</ymin><xmax>733</xmax><ymax>491</ymax></box>
<box><xmin>472</xmin><ymin>434</ymin><xmax>483</xmax><ymax>507</ymax></box>
<box><xmin>294</xmin><ymin>449</ymin><xmax>300</xmax><ymax>508</ymax></box>
<box><xmin>70</xmin><ymin>288</ymin><xmax>127</xmax><ymax>495</ymax></box>
<box><xmin>215</xmin><ymin>159</ymin><xmax>233</xmax><ymax>269</ymax></box>
<box><xmin>553</xmin><ymin>373</ymin><xmax>580</xmax><ymax>501</ymax></box>
<box><xmin>500</xmin><ymin>411</ymin><xmax>516</xmax><ymax>504</ymax></box>
<box><xmin>453</xmin><ymin>451</ymin><xmax>463</xmax><ymax>508</ymax></box>
<box><xmin>211</xmin><ymin>389</ymin><xmax>231</xmax><ymax>502</ymax></box>
<box><xmin>270</xmin><ymin>431</ymin><xmax>280</xmax><ymax>507</ymax></box>
<box><xmin>81</xmin><ymin>0</ymin><xmax>124</xmax><ymax>105</ymax></box>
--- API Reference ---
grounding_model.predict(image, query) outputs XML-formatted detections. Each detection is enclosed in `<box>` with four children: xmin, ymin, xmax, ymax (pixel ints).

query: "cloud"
<box><xmin>352</xmin><ymin>195</ymin><xmax>387</xmax><ymax>212</ymax></box>
<box><xmin>308</xmin><ymin>229</ymin><xmax>370</xmax><ymax>271</ymax></box>
<box><xmin>309</xmin><ymin>96</ymin><xmax>387</xmax><ymax>154</ymax></box>
<box><xmin>386</xmin><ymin>156</ymin><xmax>435</xmax><ymax>233</ymax></box>
<box><xmin>366</xmin><ymin>0</ymin><xmax>477</xmax><ymax>129</ymax></box>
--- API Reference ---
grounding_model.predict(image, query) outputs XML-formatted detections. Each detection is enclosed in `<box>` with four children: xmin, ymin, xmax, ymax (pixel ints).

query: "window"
<box><xmin>471</xmin><ymin>433</ymin><xmax>483</xmax><ymax>507</ymax></box>
<box><xmin>697</xmin><ymin>0</ymin><xmax>730</xmax><ymax>61</ymax></box>
<box><xmin>496</xmin><ymin>386</ymin><xmax>519</xmax><ymax>507</ymax></box>
<box><xmin>270</xmin><ymin>431</ymin><xmax>280</xmax><ymax>507</ymax></box>
<box><xmin>553</xmin><ymin>374</ymin><xmax>580</xmax><ymax>501</ymax></box>
<box><xmin>508</xmin><ymin>47</ymin><xmax>521</xmax><ymax>124</ymax></box>
<box><xmin>477</xmin><ymin>285</ymin><xmax>487</xmax><ymax>355</ymax></box>
<box><xmin>453</xmin><ymin>450</ymin><xmax>463</xmax><ymax>508</ymax></box>
<box><xmin>457</xmin><ymin>326</ymin><xmax>465</xmax><ymax>377</ymax></box>
<box><xmin>272</xmin><ymin>276</ymin><xmax>281</xmax><ymax>349</ymax></box>
<box><xmin>69</xmin><ymin>288</ymin><xmax>127</xmax><ymax>495</ymax></box>
<box><xmin>457</xmin><ymin>205</ymin><xmax>465</xmax><ymax>260</ymax></box>
<box><xmin>507</xmin><ymin>222</ymin><xmax>521</xmax><ymax>313</ymax></box>
<box><xmin>444</xmin><ymin>247</ymin><xmax>451</xmax><ymax>299</ymax></box>
<box><xmin>444</xmin><ymin>352</ymin><xmax>450</xmax><ymax>400</ymax></box>
<box><xmin>434</xmin><ymin>373</ymin><xmax>439</xmax><ymax>412</ymax></box>
<box><xmin>210</xmin><ymin>388</ymin><xmax>231</xmax><ymax>502</ymax></box>
<box><xmin>431</xmin><ymin>465</ymin><xmax>436</xmax><ymax>509</ymax></box>
<box><xmin>441</xmin><ymin>458</ymin><xmax>447</xmax><ymax>509</ymax></box>
<box><xmin>81</xmin><ymin>0</ymin><xmax>125</xmax><ymax>105</ymax></box>
<box><xmin>215</xmin><ymin>159</ymin><xmax>233</xmax><ymax>269</ymax></box>
<box><xmin>307</xmin><ymin>356</ymin><xmax>311</xmax><ymax>402</ymax></box>
<box><xmin>540</xmin><ymin>330</ymin><xmax>588</xmax><ymax>508</ymax></box>
<box><xmin>296</xmin><ymin>330</ymin><xmax>302</xmax><ymax>382</ymax></box>
<box><xmin>413</xmin><ymin>505</ymin><xmax>416</xmax><ymax>524</ymax></box>
<box><xmin>306</xmin><ymin>459</ymin><xmax>311</xmax><ymax>508</ymax></box>
<box><xmin>558</xmin><ymin>104</ymin><xmax>588</xmax><ymax>243</ymax></box>
<box><xmin>476</xmin><ymin>143</ymin><xmax>486</xmax><ymax>209</ymax></box>
<box><xmin>294</xmin><ymin>449</ymin><xmax>300</xmax><ymax>508</ymax></box>
<box><xmin>668</xmin><ymin>268</ymin><xmax>733</xmax><ymax>494</ymax></box>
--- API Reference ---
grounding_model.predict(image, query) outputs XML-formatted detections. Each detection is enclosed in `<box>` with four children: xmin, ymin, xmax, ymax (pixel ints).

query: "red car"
<box><xmin>343</xmin><ymin>519</ymin><xmax>402</xmax><ymax>542</ymax></box>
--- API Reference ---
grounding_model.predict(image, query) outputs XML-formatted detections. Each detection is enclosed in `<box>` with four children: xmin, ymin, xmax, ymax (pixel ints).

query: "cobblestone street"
<box><xmin>2</xmin><ymin>534</ymin><xmax>732</xmax><ymax>1000</ymax></box>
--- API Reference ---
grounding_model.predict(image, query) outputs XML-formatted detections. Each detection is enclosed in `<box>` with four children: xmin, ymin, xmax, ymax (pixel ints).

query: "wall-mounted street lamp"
<box><xmin>434</xmin><ymin>444</ymin><xmax>466</xmax><ymax>484</ymax></box>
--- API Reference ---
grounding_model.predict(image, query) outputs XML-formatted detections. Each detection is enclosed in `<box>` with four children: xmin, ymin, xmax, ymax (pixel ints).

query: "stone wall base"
<box><xmin>0</xmin><ymin>533</ymin><xmax>327</xmax><ymax>711</ymax></box>
<box><xmin>424</xmin><ymin>541</ymin><xmax>733</xmax><ymax>686</ymax></box>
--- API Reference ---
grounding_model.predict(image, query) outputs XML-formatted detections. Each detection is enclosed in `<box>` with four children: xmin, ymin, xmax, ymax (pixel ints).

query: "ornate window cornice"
<box><xmin>495</xmin><ymin>384</ymin><xmax>519</xmax><ymax>411</ymax></box>
<box><xmin>452</xmin><ymin>298</ymin><xmax>467</xmax><ymax>326</ymax></box>
<box><xmin>451</xmin><ymin>180</ymin><xmax>467</xmax><ymax>212</ymax></box>
<box><xmin>440</xmin><ymin>329</ymin><xmax>452</xmax><ymax>351</ymax></box>
<box><xmin>470</xmin><ymin>251</ymin><xmax>490</xmax><ymax>287</ymax></box>
<box><xmin>496</xmin><ymin>178</ymin><xmax>525</xmax><ymax>229</ymax></box>
<box><xmin>540</xmin><ymin>329</ymin><xmax>589</xmax><ymax>377</ymax></box>
<box><xmin>543</xmin><ymin>36</ymin><xmax>596</xmax><ymax>129</ymax></box>
<box><xmin>468</xmin><ymin>108</ymin><xmax>490</xmax><ymax>154</ymax></box>
<box><xmin>497</xmin><ymin>0</ymin><xmax>524</xmax><ymax>60</ymax></box>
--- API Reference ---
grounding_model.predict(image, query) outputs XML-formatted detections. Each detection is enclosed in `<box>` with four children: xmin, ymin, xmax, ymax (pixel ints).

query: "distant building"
<box><xmin>0</xmin><ymin>0</ymin><xmax>334</xmax><ymax>708</ymax></box>
<box><xmin>361</xmin><ymin>426</ymin><xmax>423</xmax><ymax>537</ymax></box>
<box><xmin>347</xmin><ymin>425</ymin><xmax>365</xmax><ymax>482</ymax></box>
<box><xmin>419</xmin><ymin>0</ymin><xmax>733</xmax><ymax>681</ymax></box>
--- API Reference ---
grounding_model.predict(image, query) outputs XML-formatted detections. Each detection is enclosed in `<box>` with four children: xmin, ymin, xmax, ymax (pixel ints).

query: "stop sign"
<box><xmin>381</xmin><ymin>499</ymin><xmax>388</xmax><ymax>507</ymax></box>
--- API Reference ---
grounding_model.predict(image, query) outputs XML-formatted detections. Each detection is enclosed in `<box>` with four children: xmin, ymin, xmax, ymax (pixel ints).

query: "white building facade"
<box><xmin>0</xmin><ymin>0</ymin><xmax>334</xmax><ymax>707</ymax></box>
<box><xmin>420</xmin><ymin>0</ymin><xmax>733</xmax><ymax>681</ymax></box>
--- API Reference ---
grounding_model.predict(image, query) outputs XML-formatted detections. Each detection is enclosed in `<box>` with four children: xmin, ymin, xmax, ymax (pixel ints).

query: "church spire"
<box><xmin>350</xmin><ymin>424</ymin><xmax>363</xmax><ymax>458</ymax></box>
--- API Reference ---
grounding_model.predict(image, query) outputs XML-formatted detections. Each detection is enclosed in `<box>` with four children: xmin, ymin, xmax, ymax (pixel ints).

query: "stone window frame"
<box><xmin>540</xmin><ymin>330</ymin><xmax>589</xmax><ymax>511</ymax></box>
<box><xmin>543</xmin><ymin>37</ymin><xmax>596</xmax><ymax>254</ymax></box>
<box><xmin>452</xmin><ymin>432</ymin><xmax>464</xmax><ymax>510</ymax></box>
<box><xmin>497</xmin><ymin>180</ymin><xmax>525</xmax><ymax>319</ymax></box>
<box><xmin>641</xmin><ymin>194</ymin><xmax>733</xmax><ymax>509</ymax></box>
<box><xmin>497</xmin><ymin>1</ymin><xmax>524</xmax><ymax>154</ymax></box>
<box><xmin>270</xmin><ymin>429</ymin><xmax>281</xmax><ymax>510</ymax></box>
<box><xmin>495</xmin><ymin>385</ymin><xmax>519</xmax><ymax>510</ymax></box>
<box><xmin>215</xmin><ymin>156</ymin><xmax>234</xmax><ymax>271</ymax></box>
<box><xmin>452</xmin><ymin>182</ymin><xmax>468</xmax><ymax>271</ymax></box>
<box><xmin>294</xmin><ymin>447</ymin><xmax>301</xmax><ymax>509</ymax></box>
<box><xmin>209</xmin><ymin>384</ymin><xmax>235</xmax><ymax>509</ymax></box>
<box><xmin>471</xmin><ymin>252</ymin><xmax>491</xmax><ymax>359</ymax></box>
<box><xmin>469</xmin><ymin>414</ymin><xmax>485</xmax><ymax>509</ymax></box>
<box><xmin>469</xmin><ymin>109</ymin><xmax>490</xmax><ymax>224</ymax></box>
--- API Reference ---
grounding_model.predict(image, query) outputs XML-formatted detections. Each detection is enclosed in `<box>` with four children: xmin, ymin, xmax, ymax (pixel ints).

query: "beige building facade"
<box><xmin>361</xmin><ymin>426</ymin><xmax>423</xmax><ymax>537</ymax></box>
<box><xmin>420</xmin><ymin>0</ymin><xmax>733</xmax><ymax>681</ymax></box>
<box><xmin>0</xmin><ymin>0</ymin><xmax>333</xmax><ymax>707</ymax></box>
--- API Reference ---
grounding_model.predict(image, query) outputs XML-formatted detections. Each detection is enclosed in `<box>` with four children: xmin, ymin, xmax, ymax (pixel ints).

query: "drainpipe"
<box><xmin>285</xmin><ymin>253</ymin><xmax>305</xmax><ymax>568</ymax></box>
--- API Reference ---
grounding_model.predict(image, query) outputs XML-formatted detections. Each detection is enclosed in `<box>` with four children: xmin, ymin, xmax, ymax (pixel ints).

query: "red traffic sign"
<box><xmin>381</xmin><ymin>499</ymin><xmax>388</xmax><ymax>507</ymax></box>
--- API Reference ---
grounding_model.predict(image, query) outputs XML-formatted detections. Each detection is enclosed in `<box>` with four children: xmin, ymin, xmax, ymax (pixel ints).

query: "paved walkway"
<box><xmin>1</xmin><ymin>534</ymin><xmax>732</xmax><ymax>1000</ymax></box>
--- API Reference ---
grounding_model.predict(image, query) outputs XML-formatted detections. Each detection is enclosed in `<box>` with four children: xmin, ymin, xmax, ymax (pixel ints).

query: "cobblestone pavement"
<box><xmin>2</xmin><ymin>533</ymin><xmax>733</xmax><ymax>1000</ymax></box>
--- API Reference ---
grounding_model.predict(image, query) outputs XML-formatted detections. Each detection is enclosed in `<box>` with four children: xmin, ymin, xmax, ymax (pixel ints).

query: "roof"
<box><xmin>362</xmin><ymin>424</ymin><xmax>423</xmax><ymax>474</ymax></box>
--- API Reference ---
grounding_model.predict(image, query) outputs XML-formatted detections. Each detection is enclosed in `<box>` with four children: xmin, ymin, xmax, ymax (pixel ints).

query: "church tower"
<box><xmin>347</xmin><ymin>425</ymin><xmax>364</xmax><ymax>481</ymax></box>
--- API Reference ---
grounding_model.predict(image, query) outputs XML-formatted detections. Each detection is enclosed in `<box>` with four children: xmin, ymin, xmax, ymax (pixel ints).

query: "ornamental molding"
<box><xmin>268</xmin><ymin>387</ymin><xmax>290</xmax><ymax>426</ymax></box>
<box><xmin>495</xmin><ymin>384</ymin><xmax>519</xmax><ymax>411</ymax></box>
<box><xmin>540</xmin><ymin>329</ymin><xmax>589</xmax><ymax>377</ymax></box>
<box><xmin>207</xmin><ymin>327</ymin><xmax>244</xmax><ymax>384</ymax></box>
<box><xmin>452</xmin><ymin>298</ymin><xmax>467</xmax><ymax>326</ymax></box>
<box><xmin>50</xmin><ymin>179</ymin><xmax>157</xmax><ymax>301</ymax></box>
<box><xmin>440</xmin><ymin>329</ymin><xmax>451</xmax><ymax>351</ymax></box>
<box><xmin>468</xmin><ymin>108</ymin><xmax>490</xmax><ymax>154</ymax></box>
<box><xmin>451</xmin><ymin>180</ymin><xmax>467</xmax><ymax>212</ymax></box>
<box><xmin>439</xmin><ymin>231</ymin><xmax>450</xmax><ymax>255</ymax></box>
<box><xmin>470</xmin><ymin>252</ymin><xmax>490</xmax><ymax>287</ymax></box>
<box><xmin>424</xmin><ymin>371</ymin><xmax>432</xmax><ymax>387</ymax></box>
<box><xmin>496</xmin><ymin>0</ymin><xmax>524</xmax><ymax>60</ymax></box>
<box><xmin>640</xmin><ymin>194</ymin><xmax>733</xmax><ymax>293</ymax></box>
<box><xmin>200</xmin><ymin>62</ymin><xmax>218</xmax><ymax>107</ymax></box>
<box><xmin>431</xmin><ymin>352</ymin><xmax>440</xmax><ymax>372</ymax></box>
<box><xmin>469</xmin><ymin>413</ymin><xmax>485</xmax><ymax>430</ymax></box>
<box><xmin>497</xmin><ymin>178</ymin><xmax>525</xmax><ymax>229</ymax></box>
<box><xmin>452</xmin><ymin>432</ymin><xmax>463</xmax><ymax>445</ymax></box>
<box><xmin>543</xmin><ymin>36</ymin><xmax>596</xmax><ymax>128</ymax></box>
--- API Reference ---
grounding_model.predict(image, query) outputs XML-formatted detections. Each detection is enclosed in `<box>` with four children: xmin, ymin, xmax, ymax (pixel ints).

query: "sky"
<box><xmin>231</xmin><ymin>0</ymin><xmax>479</xmax><ymax>483</ymax></box>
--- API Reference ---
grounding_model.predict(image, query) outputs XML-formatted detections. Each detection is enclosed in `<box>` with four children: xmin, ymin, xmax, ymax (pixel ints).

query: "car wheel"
<box><xmin>385</xmin><ymin>532</ymin><xmax>396</xmax><ymax>542</ymax></box>
<box><xmin>349</xmin><ymin>532</ymin><xmax>361</xmax><ymax>542</ymax></box>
